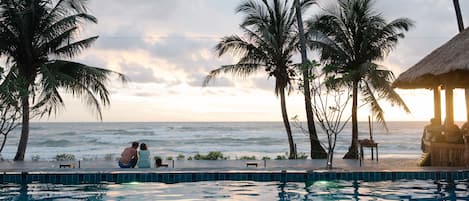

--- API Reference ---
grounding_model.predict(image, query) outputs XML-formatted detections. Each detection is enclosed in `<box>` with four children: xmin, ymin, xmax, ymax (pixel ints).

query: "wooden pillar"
<box><xmin>445</xmin><ymin>85</ymin><xmax>455</xmax><ymax>127</ymax></box>
<box><xmin>466</xmin><ymin>89</ymin><xmax>469</xmax><ymax>122</ymax></box>
<box><xmin>434</xmin><ymin>86</ymin><xmax>442</xmax><ymax>125</ymax></box>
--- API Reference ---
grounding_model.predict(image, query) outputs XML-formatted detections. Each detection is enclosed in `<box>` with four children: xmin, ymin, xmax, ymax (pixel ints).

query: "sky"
<box><xmin>38</xmin><ymin>0</ymin><xmax>469</xmax><ymax>122</ymax></box>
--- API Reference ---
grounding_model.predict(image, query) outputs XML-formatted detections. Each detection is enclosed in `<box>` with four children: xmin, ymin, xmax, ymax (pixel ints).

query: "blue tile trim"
<box><xmin>2</xmin><ymin>170</ymin><xmax>469</xmax><ymax>184</ymax></box>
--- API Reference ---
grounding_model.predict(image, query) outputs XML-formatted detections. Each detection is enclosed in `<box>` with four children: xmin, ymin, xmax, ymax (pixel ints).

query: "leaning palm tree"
<box><xmin>0</xmin><ymin>0</ymin><xmax>125</xmax><ymax>161</ymax></box>
<box><xmin>293</xmin><ymin>0</ymin><xmax>327</xmax><ymax>159</ymax></box>
<box><xmin>306</xmin><ymin>0</ymin><xmax>412</xmax><ymax>159</ymax></box>
<box><xmin>204</xmin><ymin>0</ymin><xmax>315</xmax><ymax>159</ymax></box>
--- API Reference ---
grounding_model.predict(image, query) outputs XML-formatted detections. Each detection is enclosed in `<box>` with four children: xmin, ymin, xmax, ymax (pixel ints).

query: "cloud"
<box><xmin>119</xmin><ymin>62</ymin><xmax>158</xmax><ymax>83</ymax></box>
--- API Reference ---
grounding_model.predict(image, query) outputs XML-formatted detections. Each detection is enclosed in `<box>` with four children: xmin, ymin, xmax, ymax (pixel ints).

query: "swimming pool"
<box><xmin>1</xmin><ymin>179</ymin><xmax>468</xmax><ymax>200</ymax></box>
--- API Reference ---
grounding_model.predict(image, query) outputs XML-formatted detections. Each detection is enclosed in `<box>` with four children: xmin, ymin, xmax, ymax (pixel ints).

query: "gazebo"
<box><xmin>394</xmin><ymin>27</ymin><xmax>469</xmax><ymax>166</ymax></box>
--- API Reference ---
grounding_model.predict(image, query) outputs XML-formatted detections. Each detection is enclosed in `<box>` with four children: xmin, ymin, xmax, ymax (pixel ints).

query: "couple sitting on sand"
<box><xmin>118</xmin><ymin>141</ymin><xmax>151</xmax><ymax>168</ymax></box>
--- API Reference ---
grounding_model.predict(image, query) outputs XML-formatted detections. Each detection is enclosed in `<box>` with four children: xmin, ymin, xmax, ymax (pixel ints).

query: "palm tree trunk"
<box><xmin>343</xmin><ymin>80</ymin><xmax>359</xmax><ymax>159</ymax></box>
<box><xmin>0</xmin><ymin>134</ymin><xmax>7</xmax><ymax>153</ymax></box>
<box><xmin>279</xmin><ymin>88</ymin><xmax>296</xmax><ymax>159</ymax></box>
<box><xmin>294</xmin><ymin>0</ymin><xmax>327</xmax><ymax>159</ymax></box>
<box><xmin>453</xmin><ymin>0</ymin><xmax>464</xmax><ymax>32</ymax></box>
<box><xmin>452</xmin><ymin>0</ymin><xmax>469</xmax><ymax>122</ymax></box>
<box><xmin>14</xmin><ymin>93</ymin><xmax>29</xmax><ymax>161</ymax></box>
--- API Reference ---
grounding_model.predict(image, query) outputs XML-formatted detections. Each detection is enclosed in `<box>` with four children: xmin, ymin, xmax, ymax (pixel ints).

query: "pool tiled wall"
<box><xmin>1</xmin><ymin>171</ymin><xmax>468</xmax><ymax>184</ymax></box>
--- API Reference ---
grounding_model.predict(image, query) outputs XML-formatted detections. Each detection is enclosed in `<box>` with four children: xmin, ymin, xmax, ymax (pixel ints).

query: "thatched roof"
<box><xmin>394</xmin><ymin>27</ymin><xmax>469</xmax><ymax>89</ymax></box>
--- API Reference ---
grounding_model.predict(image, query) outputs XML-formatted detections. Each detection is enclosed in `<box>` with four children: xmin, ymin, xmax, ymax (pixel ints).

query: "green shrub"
<box><xmin>166</xmin><ymin>156</ymin><xmax>173</xmax><ymax>160</ymax></box>
<box><xmin>193</xmin><ymin>151</ymin><xmax>225</xmax><ymax>160</ymax></box>
<box><xmin>193</xmin><ymin>153</ymin><xmax>201</xmax><ymax>160</ymax></box>
<box><xmin>176</xmin><ymin>154</ymin><xmax>185</xmax><ymax>160</ymax></box>
<box><xmin>187</xmin><ymin>156</ymin><xmax>193</xmax><ymax>160</ymax></box>
<box><xmin>55</xmin><ymin>153</ymin><xmax>75</xmax><ymax>161</ymax></box>
<box><xmin>296</xmin><ymin>153</ymin><xmax>308</xmax><ymax>160</ymax></box>
<box><xmin>261</xmin><ymin>156</ymin><xmax>271</xmax><ymax>160</ymax></box>
<box><xmin>153</xmin><ymin>156</ymin><xmax>162</xmax><ymax>161</ymax></box>
<box><xmin>239</xmin><ymin>156</ymin><xmax>256</xmax><ymax>160</ymax></box>
<box><xmin>275</xmin><ymin>155</ymin><xmax>287</xmax><ymax>160</ymax></box>
<box><xmin>31</xmin><ymin>154</ymin><xmax>40</xmax><ymax>161</ymax></box>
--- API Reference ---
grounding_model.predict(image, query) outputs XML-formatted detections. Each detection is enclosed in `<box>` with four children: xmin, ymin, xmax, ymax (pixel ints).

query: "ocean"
<box><xmin>0</xmin><ymin>121</ymin><xmax>428</xmax><ymax>161</ymax></box>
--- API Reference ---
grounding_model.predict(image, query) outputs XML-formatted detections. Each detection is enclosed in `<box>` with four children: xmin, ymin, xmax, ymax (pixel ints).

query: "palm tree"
<box><xmin>204</xmin><ymin>0</ymin><xmax>314</xmax><ymax>159</ymax></box>
<box><xmin>0</xmin><ymin>0</ymin><xmax>125</xmax><ymax>161</ymax></box>
<box><xmin>306</xmin><ymin>0</ymin><xmax>412</xmax><ymax>159</ymax></box>
<box><xmin>293</xmin><ymin>0</ymin><xmax>326</xmax><ymax>159</ymax></box>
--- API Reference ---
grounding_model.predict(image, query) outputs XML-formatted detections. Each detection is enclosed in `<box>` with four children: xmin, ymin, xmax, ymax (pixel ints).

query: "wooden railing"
<box><xmin>423</xmin><ymin>140</ymin><xmax>465</xmax><ymax>166</ymax></box>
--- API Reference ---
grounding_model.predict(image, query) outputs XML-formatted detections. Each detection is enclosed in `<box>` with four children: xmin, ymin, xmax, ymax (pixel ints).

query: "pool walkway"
<box><xmin>1</xmin><ymin>158</ymin><xmax>468</xmax><ymax>184</ymax></box>
<box><xmin>0</xmin><ymin>157</ymin><xmax>467</xmax><ymax>172</ymax></box>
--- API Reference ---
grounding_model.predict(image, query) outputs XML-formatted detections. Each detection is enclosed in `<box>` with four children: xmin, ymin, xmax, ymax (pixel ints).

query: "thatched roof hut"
<box><xmin>394</xmin><ymin>28</ymin><xmax>469</xmax><ymax>89</ymax></box>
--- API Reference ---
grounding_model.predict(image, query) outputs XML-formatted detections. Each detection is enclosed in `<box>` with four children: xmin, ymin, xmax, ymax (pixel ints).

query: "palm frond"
<box><xmin>365</xmin><ymin>63</ymin><xmax>410</xmax><ymax>113</ymax></box>
<box><xmin>53</xmin><ymin>36</ymin><xmax>98</xmax><ymax>58</ymax></box>
<box><xmin>203</xmin><ymin>63</ymin><xmax>262</xmax><ymax>87</ymax></box>
<box><xmin>361</xmin><ymin>80</ymin><xmax>388</xmax><ymax>131</ymax></box>
<box><xmin>36</xmin><ymin>60</ymin><xmax>125</xmax><ymax>120</ymax></box>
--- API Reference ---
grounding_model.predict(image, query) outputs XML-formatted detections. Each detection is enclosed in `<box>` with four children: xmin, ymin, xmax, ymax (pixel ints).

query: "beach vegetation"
<box><xmin>239</xmin><ymin>156</ymin><xmax>256</xmax><ymax>160</ymax></box>
<box><xmin>31</xmin><ymin>154</ymin><xmax>40</xmax><ymax>162</ymax></box>
<box><xmin>0</xmin><ymin>0</ymin><xmax>126</xmax><ymax>161</ymax></box>
<box><xmin>302</xmin><ymin>61</ymin><xmax>352</xmax><ymax>168</ymax></box>
<box><xmin>55</xmin><ymin>153</ymin><xmax>76</xmax><ymax>161</ymax></box>
<box><xmin>166</xmin><ymin>156</ymin><xmax>173</xmax><ymax>160</ymax></box>
<box><xmin>296</xmin><ymin>152</ymin><xmax>308</xmax><ymax>159</ymax></box>
<box><xmin>187</xmin><ymin>156</ymin><xmax>193</xmax><ymax>160</ymax></box>
<box><xmin>306</xmin><ymin>0</ymin><xmax>412</xmax><ymax>159</ymax></box>
<box><xmin>194</xmin><ymin>151</ymin><xmax>226</xmax><ymax>160</ymax></box>
<box><xmin>0</xmin><ymin>68</ymin><xmax>22</xmax><ymax>154</ymax></box>
<box><xmin>176</xmin><ymin>154</ymin><xmax>185</xmax><ymax>160</ymax></box>
<box><xmin>275</xmin><ymin>155</ymin><xmax>287</xmax><ymax>160</ymax></box>
<box><xmin>262</xmin><ymin>156</ymin><xmax>271</xmax><ymax>160</ymax></box>
<box><xmin>153</xmin><ymin>156</ymin><xmax>162</xmax><ymax>161</ymax></box>
<box><xmin>203</xmin><ymin>0</ymin><xmax>317</xmax><ymax>159</ymax></box>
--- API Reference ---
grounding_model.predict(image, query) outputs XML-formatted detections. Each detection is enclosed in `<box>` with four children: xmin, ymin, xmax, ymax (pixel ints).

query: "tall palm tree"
<box><xmin>204</xmin><ymin>0</ymin><xmax>315</xmax><ymax>159</ymax></box>
<box><xmin>0</xmin><ymin>0</ymin><xmax>125</xmax><ymax>161</ymax></box>
<box><xmin>306</xmin><ymin>0</ymin><xmax>412</xmax><ymax>159</ymax></box>
<box><xmin>293</xmin><ymin>0</ymin><xmax>326</xmax><ymax>159</ymax></box>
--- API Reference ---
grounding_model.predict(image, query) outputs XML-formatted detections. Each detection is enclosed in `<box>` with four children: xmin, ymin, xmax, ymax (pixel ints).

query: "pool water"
<box><xmin>1</xmin><ymin>180</ymin><xmax>468</xmax><ymax>200</ymax></box>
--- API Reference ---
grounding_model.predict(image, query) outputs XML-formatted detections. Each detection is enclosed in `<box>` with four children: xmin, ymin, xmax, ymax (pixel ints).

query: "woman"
<box><xmin>137</xmin><ymin>143</ymin><xmax>151</xmax><ymax>168</ymax></box>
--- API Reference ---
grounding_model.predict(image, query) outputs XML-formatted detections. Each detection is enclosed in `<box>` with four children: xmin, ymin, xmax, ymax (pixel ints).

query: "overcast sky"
<box><xmin>41</xmin><ymin>0</ymin><xmax>469</xmax><ymax>122</ymax></box>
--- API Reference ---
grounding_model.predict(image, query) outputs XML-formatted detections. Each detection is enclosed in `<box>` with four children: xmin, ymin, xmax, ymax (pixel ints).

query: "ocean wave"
<box><xmin>56</xmin><ymin>131</ymin><xmax>77</xmax><ymax>136</ymax></box>
<box><xmin>35</xmin><ymin>139</ymin><xmax>72</xmax><ymax>147</ymax></box>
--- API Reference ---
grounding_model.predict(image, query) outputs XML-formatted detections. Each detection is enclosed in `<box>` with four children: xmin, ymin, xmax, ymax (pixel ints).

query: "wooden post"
<box><xmin>434</xmin><ymin>86</ymin><xmax>442</xmax><ymax>125</ymax></box>
<box><xmin>445</xmin><ymin>85</ymin><xmax>455</xmax><ymax>127</ymax></box>
<box><xmin>466</xmin><ymin>89</ymin><xmax>469</xmax><ymax>122</ymax></box>
<box><xmin>368</xmin><ymin>116</ymin><xmax>373</xmax><ymax>141</ymax></box>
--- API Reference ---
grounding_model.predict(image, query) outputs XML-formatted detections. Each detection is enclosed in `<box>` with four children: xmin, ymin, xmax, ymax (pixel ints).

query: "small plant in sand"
<box><xmin>262</xmin><ymin>156</ymin><xmax>271</xmax><ymax>160</ymax></box>
<box><xmin>194</xmin><ymin>151</ymin><xmax>226</xmax><ymax>160</ymax></box>
<box><xmin>31</xmin><ymin>154</ymin><xmax>40</xmax><ymax>161</ymax></box>
<box><xmin>153</xmin><ymin>156</ymin><xmax>162</xmax><ymax>161</ymax></box>
<box><xmin>296</xmin><ymin>153</ymin><xmax>308</xmax><ymax>160</ymax></box>
<box><xmin>239</xmin><ymin>156</ymin><xmax>256</xmax><ymax>160</ymax></box>
<box><xmin>176</xmin><ymin>154</ymin><xmax>185</xmax><ymax>160</ymax></box>
<box><xmin>275</xmin><ymin>155</ymin><xmax>287</xmax><ymax>160</ymax></box>
<box><xmin>55</xmin><ymin>153</ymin><xmax>76</xmax><ymax>161</ymax></box>
<box><xmin>166</xmin><ymin>156</ymin><xmax>173</xmax><ymax>160</ymax></box>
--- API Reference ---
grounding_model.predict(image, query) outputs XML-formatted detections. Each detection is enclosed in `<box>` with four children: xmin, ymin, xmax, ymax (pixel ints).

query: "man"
<box><xmin>118</xmin><ymin>142</ymin><xmax>139</xmax><ymax>168</ymax></box>
<box><xmin>421</xmin><ymin>118</ymin><xmax>442</xmax><ymax>152</ymax></box>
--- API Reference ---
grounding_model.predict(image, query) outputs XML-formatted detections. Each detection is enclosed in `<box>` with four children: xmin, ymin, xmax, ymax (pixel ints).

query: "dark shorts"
<box><xmin>118</xmin><ymin>158</ymin><xmax>137</xmax><ymax>168</ymax></box>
